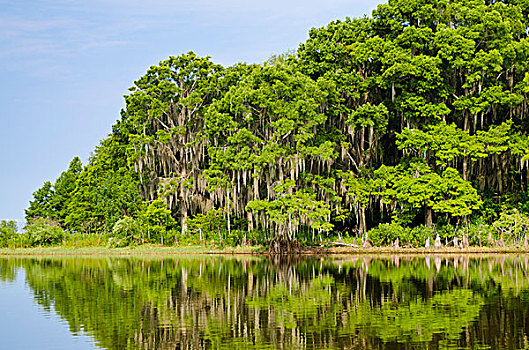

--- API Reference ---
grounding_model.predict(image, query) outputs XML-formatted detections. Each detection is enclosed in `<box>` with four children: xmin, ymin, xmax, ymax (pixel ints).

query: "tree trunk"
<box><xmin>181</xmin><ymin>207</ymin><xmax>188</xmax><ymax>235</ymax></box>
<box><xmin>227</xmin><ymin>188</ymin><xmax>231</xmax><ymax>237</ymax></box>
<box><xmin>358</xmin><ymin>206</ymin><xmax>366</xmax><ymax>237</ymax></box>
<box><xmin>247</xmin><ymin>211</ymin><xmax>254</xmax><ymax>232</ymax></box>
<box><xmin>462</xmin><ymin>157</ymin><xmax>468</xmax><ymax>181</ymax></box>
<box><xmin>425</xmin><ymin>206</ymin><xmax>433</xmax><ymax>228</ymax></box>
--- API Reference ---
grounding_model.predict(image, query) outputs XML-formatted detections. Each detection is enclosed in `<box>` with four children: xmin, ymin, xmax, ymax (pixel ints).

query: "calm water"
<box><xmin>1</xmin><ymin>254</ymin><xmax>528</xmax><ymax>349</ymax></box>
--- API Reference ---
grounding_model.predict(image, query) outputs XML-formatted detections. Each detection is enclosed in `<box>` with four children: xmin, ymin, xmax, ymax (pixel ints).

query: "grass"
<box><xmin>1</xmin><ymin>244</ymin><xmax>529</xmax><ymax>256</ymax></box>
<box><xmin>0</xmin><ymin>244</ymin><xmax>268</xmax><ymax>256</ymax></box>
<box><xmin>325</xmin><ymin>245</ymin><xmax>529</xmax><ymax>255</ymax></box>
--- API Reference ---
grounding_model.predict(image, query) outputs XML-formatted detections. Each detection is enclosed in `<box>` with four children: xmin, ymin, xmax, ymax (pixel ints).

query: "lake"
<box><xmin>0</xmin><ymin>254</ymin><xmax>528</xmax><ymax>349</ymax></box>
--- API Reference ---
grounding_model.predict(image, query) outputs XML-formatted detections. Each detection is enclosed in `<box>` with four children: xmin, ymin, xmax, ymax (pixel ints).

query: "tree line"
<box><xmin>8</xmin><ymin>0</ymin><xmax>529</xmax><ymax>251</ymax></box>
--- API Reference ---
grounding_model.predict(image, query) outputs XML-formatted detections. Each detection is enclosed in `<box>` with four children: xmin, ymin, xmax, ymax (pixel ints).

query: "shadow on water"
<box><xmin>1</xmin><ymin>254</ymin><xmax>529</xmax><ymax>349</ymax></box>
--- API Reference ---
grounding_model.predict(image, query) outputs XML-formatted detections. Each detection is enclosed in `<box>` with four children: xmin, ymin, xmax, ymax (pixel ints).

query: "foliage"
<box><xmin>111</xmin><ymin>216</ymin><xmax>142</xmax><ymax>245</ymax></box>
<box><xmin>139</xmin><ymin>200</ymin><xmax>176</xmax><ymax>245</ymax></box>
<box><xmin>25</xmin><ymin>157</ymin><xmax>83</xmax><ymax>225</ymax></box>
<box><xmin>24</xmin><ymin>217</ymin><xmax>64</xmax><ymax>246</ymax></box>
<box><xmin>0</xmin><ymin>220</ymin><xmax>17</xmax><ymax>248</ymax></box>
<box><xmin>187</xmin><ymin>208</ymin><xmax>226</xmax><ymax>244</ymax></box>
<box><xmin>491</xmin><ymin>209</ymin><xmax>529</xmax><ymax>244</ymax></box>
<box><xmin>367</xmin><ymin>223</ymin><xmax>408</xmax><ymax>247</ymax></box>
<box><xmin>459</xmin><ymin>222</ymin><xmax>495</xmax><ymax>247</ymax></box>
<box><xmin>65</xmin><ymin>156</ymin><xmax>144</xmax><ymax>234</ymax></box>
<box><xmin>23</xmin><ymin>0</ymin><xmax>529</xmax><ymax>249</ymax></box>
<box><xmin>371</xmin><ymin>162</ymin><xmax>482</xmax><ymax>226</ymax></box>
<box><xmin>408</xmin><ymin>225</ymin><xmax>436</xmax><ymax>247</ymax></box>
<box><xmin>25</xmin><ymin>181</ymin><xmax>55</xmax><ymax>221</ymax></box>
<box><xmin>246</xmin><ymin>179</ymin><xmax>333</xmax><ymax>250</ymax></box>
<box><xmin>63</xmin><ymin>232</ymin><xmax>108</xmax><ymax>248</ymax></box>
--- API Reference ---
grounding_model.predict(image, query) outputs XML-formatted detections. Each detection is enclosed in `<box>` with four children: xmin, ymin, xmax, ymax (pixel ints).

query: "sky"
<box><xmin>0</xmin><ymin>0</ymin><xmax>385</xmax><ymax>227</ymax></box>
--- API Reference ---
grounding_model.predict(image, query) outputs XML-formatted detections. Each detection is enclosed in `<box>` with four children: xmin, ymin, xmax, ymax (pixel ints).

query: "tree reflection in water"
<box><xmin>2</xmin><ymin>254</ymin><xmax>529</xmax><ymax>349</ymax></box>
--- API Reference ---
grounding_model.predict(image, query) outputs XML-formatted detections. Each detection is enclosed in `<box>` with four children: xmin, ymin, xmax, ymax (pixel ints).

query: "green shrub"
<box><xmin>25</xmin><ymin>217</ymin><xmax>64</xmax><ymax>246</ymax></box>
<box><xmin>367</xmin><ymin>223</ymin><xmax>435</xmax><ymax>247</ymax></box>
<box><xmin>459</xmin><ymin>222</ymin><xmax>494</xmax><ymax>246</ymax></box>
<box><xmin>161</xmin><ymin>229</ymin><xmax>178</xmax><ymax>246</ymax></box>
<box><xmin>491</xmin><ymin>209</ymin><xmax>529</xmax><ymax>244</ymax></box>
<box><xmin>436</xmin><ymin>223</ymin><xmax>459</xmax><ymax>245</ymax></box>
<box><xmin>186</xmin><ymin>209</ymin><xmax>226</xmax><ymax>244</ymax></box>
<box><xmin>139</xmin><ymin>200</ymin><xmax>176</xmax><ymax>244</ymax></box>
<box><xmin>63</xmin><ymin>232</ymin><xmax>108</xmax><ymax>247</ymax></box>
<box><xmin>7</xmin><ymin>233</ymin><xmax>32</xmax><ymax>248</ymax></box>
<box><xmin>112</xmin><ymin>216</ymin><xmax>141</xmax><ymax>245</ymax></box>
<box><xmin>0</xmin><ymin>220</ymin><xmax>17</xmax><ymax>248</ymax></box>
<box><xmin>107</xmin><ymin>237</ymin><xmax>129</xmax><ymax>248</ymax></box>
<box><xmin>408</xmin><ymin>225</ymin><xmax>435</xmax><ymax>247</ymax></box>
<box><xmin>178</xmin><ymin>232</ymin><xmax>203</xmax><ymax>246</ymax></box>
<box><xmin>367</xmin><ymin>223</ymin><xmax>410</xmax><ymax>247</ymax></box>
<box><xmin>225</xmin><ymin>230</ymin><xmax>244</xmax><ymax>246</ymax></box>
<box><xmin>244</xmin><ymin>230</ymin><xmax>264</xmax><ymax>245</ymax></box>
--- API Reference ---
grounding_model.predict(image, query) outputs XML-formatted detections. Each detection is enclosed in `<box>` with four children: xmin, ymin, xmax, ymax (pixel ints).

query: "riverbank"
<box><xmin>0</xmin><ymin>245</ymin><xmax>266</xmax><ymax>256</ymax></box>
<box><xmin>1</xmin><ymin>245</ymin><xmax>529</xmax><ymax>256</ymax></box>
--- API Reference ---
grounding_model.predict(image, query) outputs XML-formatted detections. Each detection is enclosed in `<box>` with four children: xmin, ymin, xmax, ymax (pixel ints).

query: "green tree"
<box><xmin>374</xmin><ymin>162</ymin><xmax>482</xmax><ymax>227</ymax></box>
<box><xmin>25</xmin><ymin>217</ymin><xmax>64</xmax><ymax>246</ymax></box>
<box><xmin>51</xmin><ymin>156</ymin><xmax>83</xmax><ymax>223</ymax></box>
<box><xmin>246</xmin><ymin>180</ymin><xmax>332</xmax><ymax>252</ymax></box>
<box><xmin>25</xmin><ymin>181</ymin><xmax>55</xmax><ymax>222</ymax></box>
<box><xmin>187</xmin><ymin>208</ymin><xmax>226</xmax><ymax>244</ymax></box>
<box><xmin>0</xmin><ymin>220</ymin><xmax>17</xmax><ymax>247</ymax></box>
<box><xmin>111</xmin><ymin>216</ymin><xmax>142</xmax><ymax>246</ymax></box>
<box><xmin>139</xmin><ymin>199</ymin><xmax>175</xmax><ymax>245</ymax></box>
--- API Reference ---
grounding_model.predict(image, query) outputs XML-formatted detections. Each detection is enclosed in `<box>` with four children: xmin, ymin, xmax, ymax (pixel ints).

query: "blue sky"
<box><xmin>0</xmin><ymin>0</ymin><xmax>385</xmax><ymax>227</ymax></box>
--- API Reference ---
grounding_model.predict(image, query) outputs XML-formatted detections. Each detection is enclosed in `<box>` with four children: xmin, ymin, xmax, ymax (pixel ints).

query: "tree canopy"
<box><xmin>25</xmin><ymin>0</ymin><xmax>529</xmax><ymax>251</ymax></box>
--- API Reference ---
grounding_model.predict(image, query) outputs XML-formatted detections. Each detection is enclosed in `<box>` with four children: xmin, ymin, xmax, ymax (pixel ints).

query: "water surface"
<box><xmin>1</xmin><ymin>254</ymin><xmax>528</xmax><ymax>349</ymax></box>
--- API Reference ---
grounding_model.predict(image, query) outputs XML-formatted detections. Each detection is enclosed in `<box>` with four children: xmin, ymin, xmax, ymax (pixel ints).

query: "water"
<box><xmin>0</xmin><ymin>254</ymin><xmax>528</xmax><ymax>349</ymax></box>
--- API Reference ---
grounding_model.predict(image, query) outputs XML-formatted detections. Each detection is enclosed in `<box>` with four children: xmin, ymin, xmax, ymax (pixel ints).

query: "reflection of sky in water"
<box><xmin>0</xmin><ymin>269</ymin><xmax>97</xmax><ymax>350</ymax></box>
<box><xmin>0</xmin><ymin>255</ymin><xmax>527</xmax><ymax>349</ymax></box>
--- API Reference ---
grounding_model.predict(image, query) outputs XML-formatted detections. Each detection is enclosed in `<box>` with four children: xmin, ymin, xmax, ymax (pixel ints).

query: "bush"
<box><xmin>436</xmin><ymin>224</ymin><xmax>457</xmax><ymax>244</ymax></box>
<box><xmin>7</xmin><ymin>233</ymin><xmax>32</xmax><ymax>248</ymax></box>
<box><xmin>107</xmin><ymin>237</ymin><xmax>129</xmax><ymax>248</ymax></box>
<box><xmin>112</xmin><ymin>216</ymin><xmax>142</xmax><ymax>245</ymax></box>
<box><xmin>458</xmin><ymin>222</ymin><xmax>494</xmax><ymax>246</ymax></box>
<box><xmin>0</xmin><ymin>220</ymin><xmax>17</xmax><ymax>248</ymax></box>
<box><xmin>225</xmin><ymin>230</ymin><xmax>244</xmax><ymax>246</ymax></box>
<box><xmin>161</xmin><ymin>229</ymin><xmax>178</xmax><ymax>246</ymax></box>
<box><xmin>367</xmin><ymin>223</ymin><xmax>435</xmax><ymax>247</ymax></box>
<box><xmin>186</xmin><ymin>209</ymin><xmax>226</xmax><ymax>244</ymax></box>
<box><xmin>491</xmin><ymin>209</ymin><xmax>529</xmax><ymax>244</ymax></box>
<box><xmin>63</xmin><ymin>232</ymin><xmax>108</xmax><ymax>247</ymax></box>
<box><xmin>25</xmin><ymin>217</ymin><xmax>64</xmax><ymax>246</ymax></box>
<box><xmin>178</xmin><ymin>232</ymin><xmax>203</xmax><ymax>246</ymax></box>
<box><xmin>367</xmin><ymin>223</ymin><xmax>410</xmax><ymax>247</ymax></box>
<box><xmin>408</xmin><ymin>225</ymin><xmax>435</xmax><ymax>247</ymax></box>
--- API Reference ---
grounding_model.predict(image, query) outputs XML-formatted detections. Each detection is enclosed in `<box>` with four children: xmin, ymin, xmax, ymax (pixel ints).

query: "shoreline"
<box><xmin>1</xmin><ymin>245</ymin><xmax>529</xmax><ymax>256</ymax></box>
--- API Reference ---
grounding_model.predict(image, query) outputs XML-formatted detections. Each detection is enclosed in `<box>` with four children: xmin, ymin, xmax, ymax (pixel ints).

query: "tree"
<box><xmin>24</xmin><ymin>217</ymin><xmax>64</xmax><ymax>246</ymax></box>
<box><xmin>51</xmin><ymin>156</ymin><xmax>83</xmax><ymax>223</ymax></box>
<box><xmin>246</xmin><ymin>180</ymin><xmax>332</xmax><ymax>252</ymax></box>
<box><xmin>25</xmin><ymin>181</ymin><xmax>55</xmax><ymax>222</ymax></box>
<box><xmin>187</xmin><ymin>209</ymin><xmax>226</xmax><ymax>244</ymax></box>
<box><xmin>139</xmin><ymin>199</ymin><xmax>176</xmax><ymax>245</ymax></box>
<box><xmin>0</xmin><ymin>220</ymin><xmax>17</xmax><ymax>247</ymax></box>
<box><xmin>374</xmin><ymin>162</ymin><xmax>482</xmax><ymax>227</ymax></box>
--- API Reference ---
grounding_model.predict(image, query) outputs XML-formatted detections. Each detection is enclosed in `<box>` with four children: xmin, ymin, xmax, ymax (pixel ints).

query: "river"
<box><xmin>0</xmin><ymin>254</ymin><xmax>528</xmax><ymax>349</ymax></box>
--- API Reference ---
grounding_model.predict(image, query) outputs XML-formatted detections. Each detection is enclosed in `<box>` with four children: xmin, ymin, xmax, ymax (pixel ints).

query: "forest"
<box><xmin>5</xmin><ymin>0</ymin><xmax>529</xmax><ymax>251</ymax></box>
